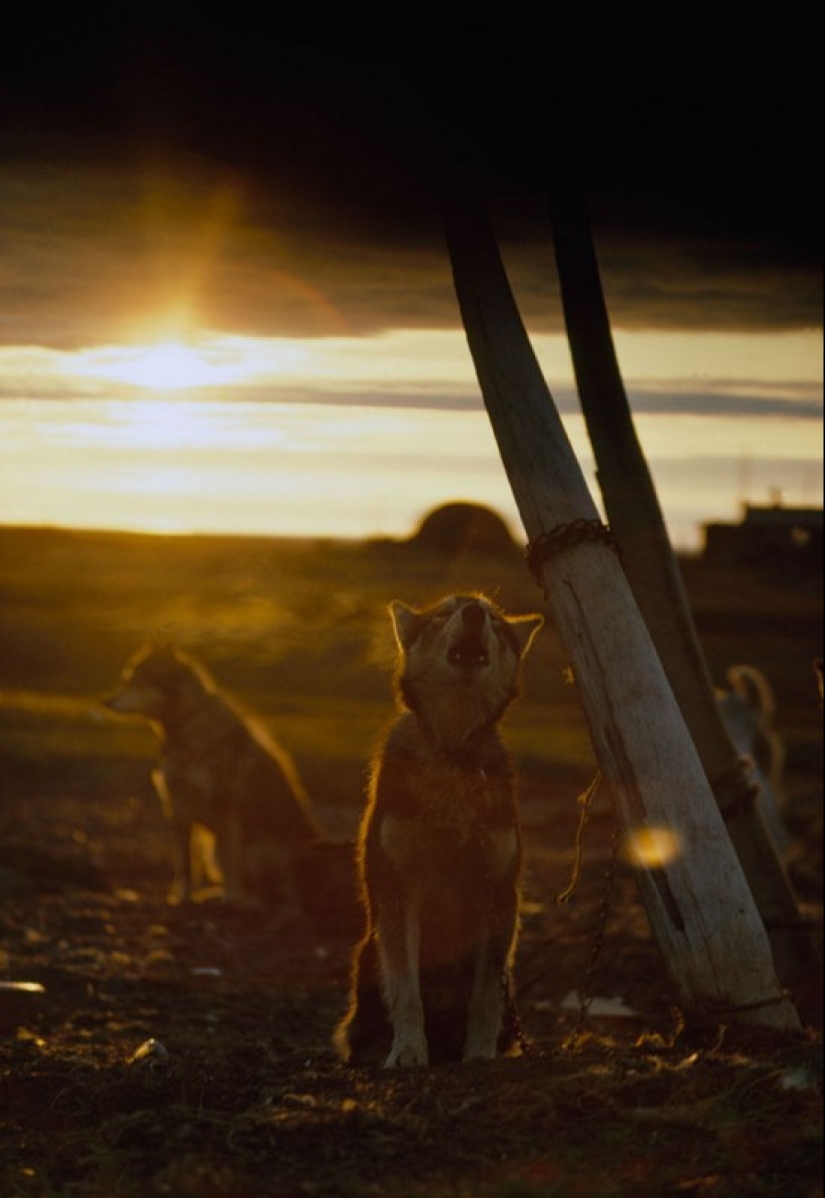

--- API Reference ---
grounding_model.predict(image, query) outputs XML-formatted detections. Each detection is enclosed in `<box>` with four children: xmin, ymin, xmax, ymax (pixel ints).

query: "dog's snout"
<box><xmin>461</xmin><ymin>602</ymin><xmax>486</xmax><ymax>630</ymax></box>
<box><xmin>448</xmin><ymin>603</ymin><xmax>489</xmax><ymax>669</ymax></box>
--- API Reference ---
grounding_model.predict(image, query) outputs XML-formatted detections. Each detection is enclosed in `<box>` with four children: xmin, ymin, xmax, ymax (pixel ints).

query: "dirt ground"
<box><xmin>0</xmin><ymin>527</ymin><xmax>822</xmax><ymax>1196</ymax></box>
<box><xmin>1</xmin><ymin>784</ymin><xmax>821</xmax><ymax>1198</ymax></box>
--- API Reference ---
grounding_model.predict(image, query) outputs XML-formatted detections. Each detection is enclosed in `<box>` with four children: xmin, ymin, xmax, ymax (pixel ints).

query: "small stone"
<box><xmin>0</xmin><ymin>981</ymin><xmax>46</xmax><ymax>1035</ymax></box>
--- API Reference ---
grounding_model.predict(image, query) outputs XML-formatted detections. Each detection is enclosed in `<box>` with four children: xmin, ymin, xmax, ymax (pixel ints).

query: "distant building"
<box><xmin>702</xmin><ymin>503</ymin><xmax>823</xmax><ymax>568</ymax></box>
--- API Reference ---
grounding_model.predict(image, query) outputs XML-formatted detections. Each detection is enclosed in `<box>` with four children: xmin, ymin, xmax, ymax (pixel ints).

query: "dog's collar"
<box><xmin>435</xmin><ymin>743</ymin><xmax>490</xmax><ymax>773</ymax></box>
<box><xmin>399</xmin><ymin>678</ymin><xmax>518</xmax><ymax>719</ymax></box>
<box><xmin>415</xmin><ymin>712</ymin><xmax>508</xmax><ymax>772</ymax></box>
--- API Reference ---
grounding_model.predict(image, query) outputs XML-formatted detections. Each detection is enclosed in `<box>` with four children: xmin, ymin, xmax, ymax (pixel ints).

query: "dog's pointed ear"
<box><xmin>726</xmin><ymin>664</ymin><xmax>775</xmax><ymax>722</ymax></box>
<box><xmin>506</xmin><ymin>613</ymin><xmax>544</xmax><ymax>658</ymax></box>
<box><xmin>389</xmin><ymin>601</ymin><xmax>421</xmax><ymax>651</ymax></box>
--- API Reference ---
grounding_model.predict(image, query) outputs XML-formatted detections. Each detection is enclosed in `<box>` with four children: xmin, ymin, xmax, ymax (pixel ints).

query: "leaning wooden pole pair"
<box><xmin>444</xmin><ymin>200</ymin><xmax>801</xmax><ymax>1033</ymax></box>
<box><xmin>548</xmin><ymin>177</ymin><xmax>819</xmax><ymax>1009</ymax></box>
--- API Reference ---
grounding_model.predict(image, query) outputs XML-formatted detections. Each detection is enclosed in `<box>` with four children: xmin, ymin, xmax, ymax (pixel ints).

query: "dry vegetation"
<box><xmin>0</xmin><ymin>522</ymin><xmax>821</xmax><ymax>1197</ymax></box>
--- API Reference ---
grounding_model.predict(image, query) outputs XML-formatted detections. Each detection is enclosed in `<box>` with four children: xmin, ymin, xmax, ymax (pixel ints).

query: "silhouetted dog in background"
<box><xmin>104</xmin><ymin>643</ymin><xmax>322</xmax><ymax>907</ymax></box>
<box><xmin>335</xmin><ymin>594</ymin><xmax>543</xmax><ymax>1067</ymax></box>
<box><xmin>717</xmin><ymin>663</ymin><xmax>790</xmax><ymax>853</ymax></box>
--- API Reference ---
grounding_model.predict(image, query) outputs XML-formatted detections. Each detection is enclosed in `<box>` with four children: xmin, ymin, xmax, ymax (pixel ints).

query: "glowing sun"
<box><xmin>67</xmin><ymin>338</ymin><xmax>259</xmax><ymax>392</ymax></box>
<box><xmin>98</xmin><ymin>341</ymin><xmax>228</xmax><ymax>390</ymax></box>
<box><xmin>66</xmin><ymin>334</ymin><xmax>314</xmax><ymax>393</ymax></box>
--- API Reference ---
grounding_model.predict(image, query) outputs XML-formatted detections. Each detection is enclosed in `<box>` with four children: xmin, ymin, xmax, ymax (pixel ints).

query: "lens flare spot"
<box><xmin>622</xmin><ymin>825</ymin><xmax>682</xmax><ymax>869</ymax></box>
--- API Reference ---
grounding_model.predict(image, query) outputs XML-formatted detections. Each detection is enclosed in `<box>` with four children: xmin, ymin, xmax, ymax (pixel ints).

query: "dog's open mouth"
<box><xmin>447</xmin><ymin>636</ymin><xmax>489</xmax><ymax>669</ymax></box>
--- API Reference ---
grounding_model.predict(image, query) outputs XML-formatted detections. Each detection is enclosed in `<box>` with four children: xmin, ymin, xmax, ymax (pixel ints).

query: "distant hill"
<box><xmin>405</xmin><ymin>502</ymin><xmax>518</xmax><ymax>557</ymax></box>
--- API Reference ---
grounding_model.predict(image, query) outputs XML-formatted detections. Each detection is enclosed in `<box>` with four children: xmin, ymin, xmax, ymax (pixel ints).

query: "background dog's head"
<box><xmin>390</xmin><ymin>594</ymin><xmax>543</xmax><ymax>741</ymax></box>
<box><xmin>717</xmin><ymin>664</ymin><xmax>785</xmax><ymax>788</ymax></box>
<box><xmin>103</xmin><ymin>643</ymin><xmax>211</xmax><ymax>726</ymax></box>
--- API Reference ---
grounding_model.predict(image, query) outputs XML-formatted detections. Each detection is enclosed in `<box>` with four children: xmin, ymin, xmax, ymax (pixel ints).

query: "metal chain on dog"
<box><xmin>554</xmin><ymin>771</ymin><xmax>621</xmax><ymax>1048</ymax></box>
<box><xmin>495</xmin><ymin>771</ymin><xmax>616</xmax><ymax>1056</ymax></box>
<box><xmin>500</xmin><ymin>966</ymin><xmax>534</xmax><ymax>1057</ymax></box>
<box><xmin>571</xmin><ymin>824</ymin><xmax>620</xmax><ymax>1045</ymax></box>
<box><xmin>556</xmin><ymin>770</ymin><xmax>604</xmax><ymax>907</ymax></box>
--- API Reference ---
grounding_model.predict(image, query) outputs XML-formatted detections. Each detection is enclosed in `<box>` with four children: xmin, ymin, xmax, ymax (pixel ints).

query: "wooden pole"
<box><xmin>443</xmin><ymin>199</ymin><xmax>800</xmax><ymax>1033</ymax></box>
<box><xmin>548</xmin><ymin>177</ymin><xmax>819</xmax><ymax>1008</ymax></box>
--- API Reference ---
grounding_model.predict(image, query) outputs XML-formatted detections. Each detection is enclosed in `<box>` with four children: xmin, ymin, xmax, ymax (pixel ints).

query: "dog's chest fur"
<box><xmin>370</xmin><ymin>715</ymin><xmax>520</xmax><ymax>885</ymax></box>
<box><xmin>159</xmin><ymin>699</ymin><xmax>241</xmax><ymax>796</ymax></box>
<box><xmin>407</xmin><ymin>754</ymin><xmax>490</xmax><ymax>834</ymax></box>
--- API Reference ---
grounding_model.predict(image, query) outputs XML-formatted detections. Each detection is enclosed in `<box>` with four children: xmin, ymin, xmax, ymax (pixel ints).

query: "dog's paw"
<box><xmin>462</xmin><ymin>1025</ymin><xmax>499</xmax><ymax>1062</ymax></box>
<box><xmin>384</xmin><ymin>1035</ymin><xmax>429</xmax><ymax>1068</ymax></box>
<box><xmin>221</xmin><ymin>891</ymin><xmax>264</xmax><ymax>914</ymax></box>
<box><xmin>462</xmin><ymin>1042</ymin><xmax>498</xmax><ymax>1062</ymax></box>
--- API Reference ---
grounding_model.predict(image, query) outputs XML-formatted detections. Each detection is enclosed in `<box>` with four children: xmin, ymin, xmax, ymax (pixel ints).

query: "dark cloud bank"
<box><xmin>2</xmin><ymin>30</ymin><xmax>822</xmax><ymax>348</ymax></box>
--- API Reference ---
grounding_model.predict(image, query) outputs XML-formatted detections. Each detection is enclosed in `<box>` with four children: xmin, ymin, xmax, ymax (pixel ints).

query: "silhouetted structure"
<box><xmin>703</xmin><ymin>504</ymin><xmax>823</xmax><ymax>568</ymax></box>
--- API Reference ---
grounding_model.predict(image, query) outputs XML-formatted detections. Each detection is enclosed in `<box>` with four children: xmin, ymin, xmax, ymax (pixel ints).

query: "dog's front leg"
<box><xmin>464</xmin><ymin>873</ymin><xmax>519</xmax><ymax>1061</ymax></box>
<box><xmin>153</xmin><ymin>768</ymin><xmax>192</xmax><ymax>903</ymax></box>
<box><xmin>169</xmin><ymin>819</ymin><xmax>194</xmax><ymax>903</ymax></box>
<box><xmin>463</xmin><ymin>927</ymin><xmax>508</xmax><ymax>1061</ymax></box>
<box><xmin>378</xmin><ymin>895</ymin><xmax>428</xmax><ymax>1068</ymax></box>
<box><xmin>219</xmin><ymin>813</ymin><xmax>255</xmax><ymax>906</ymax></box>
<box><xmin>464</xmin><ymin>825</ymin><xmax>520</xmax><ymax>1060</ymax></box>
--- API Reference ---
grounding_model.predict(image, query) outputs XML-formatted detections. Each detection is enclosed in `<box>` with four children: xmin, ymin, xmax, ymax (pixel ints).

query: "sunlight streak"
<box><xmin>0</xmin><ymin>323</ymin><xmax>820</xmax><ymax>546</ymax></box>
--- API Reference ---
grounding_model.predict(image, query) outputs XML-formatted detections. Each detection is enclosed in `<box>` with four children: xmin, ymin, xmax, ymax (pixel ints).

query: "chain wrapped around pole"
<box><xmin>526</xmin><ymin>520</ymin><xmax>618</xmax><ymax>590</ymax></box>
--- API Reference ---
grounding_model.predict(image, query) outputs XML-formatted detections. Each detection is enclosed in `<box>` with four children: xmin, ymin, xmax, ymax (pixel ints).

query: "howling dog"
<box><xmin>104</xmin><ymin>643</ymin><xmax>322</xmax><ymax>906</ymax></box>
<box><xmin>335</xmin><ymin>594</ymin><xmax>543</xmax><ymax>1067</ymax></box>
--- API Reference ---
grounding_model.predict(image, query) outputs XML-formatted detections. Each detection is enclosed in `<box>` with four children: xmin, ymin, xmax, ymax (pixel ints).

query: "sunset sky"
<box><xmin>1</xmin><ymin>29</ymin><xmax>822</xmax><ymax>549</ymax></box>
